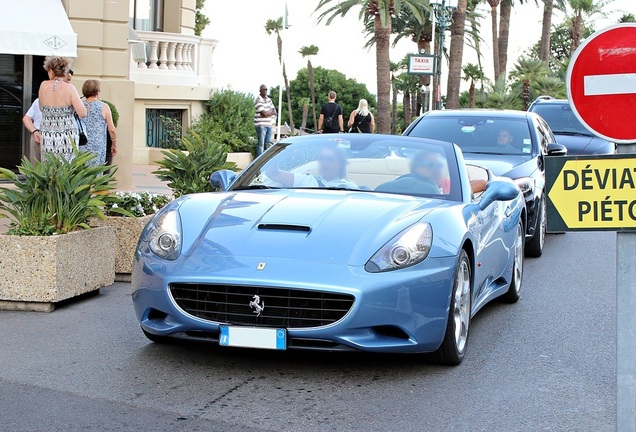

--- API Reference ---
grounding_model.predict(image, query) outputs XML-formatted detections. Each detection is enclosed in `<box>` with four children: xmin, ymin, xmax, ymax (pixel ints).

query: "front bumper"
<box><xmin>132</xmin><ymin>253</ymin><xmax>457</xmax><ymax>354</ymax></box>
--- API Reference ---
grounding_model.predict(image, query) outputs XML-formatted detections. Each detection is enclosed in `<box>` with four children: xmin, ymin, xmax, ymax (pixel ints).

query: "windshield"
<box><xmin>231</xmin><ymin>136</ymin><xmax>463</xmax><ymax>201</ymax></box>
<box><xmin>530</xmin><ymin>104</ymin><xmax>593</xmax><ymax>136</ymax></box>
<box><xmin>408</xmin><ymin>115</ymin><xmax>535</xmax><ymax>156</ymax></box>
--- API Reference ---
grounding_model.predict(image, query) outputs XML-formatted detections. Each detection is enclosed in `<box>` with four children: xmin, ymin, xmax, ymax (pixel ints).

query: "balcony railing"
<box><xmin>129</xmin><ymin>31</ymin><xmax>217</xmax><ymax>87</ymax></box>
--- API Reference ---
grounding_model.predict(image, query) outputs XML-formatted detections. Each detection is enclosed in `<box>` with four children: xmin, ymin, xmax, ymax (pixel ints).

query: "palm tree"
<box><xmin>509</xmin><ymin>58</ymin><xmax>551</xmax><ymax>108</ymax></box>
<box><xmin>498</xmin><ymin>0</ymin><xmax>512</xmax><ymax>79</ymax></box>
<box><xmin>446</xmin><ymin>0</ymin><xmax>468</xmax><ymax>109</ymax></box>
<box><xmin>316</xmin><ymin>0</ymin><xmax>424</xmax><ymax>134</ymax></box>
<box><xmin>567</xmin><ymin>0</ymin><xmax>611</xmax><ymax>53</ymax></box>
<box><xmin>390</xmin><ymin>60</ymin><xmax>401</xmax><ymax>134</ymax></box>
<box><xmin>538</xmin><ymin>0</ymin><xmax>566</xmax><ymax>64</ymax></box>
<box><xmin>465</xmin><ymin>0</ymin><xmax>487</xmax><ymax>97</ymax></box>
<box><xmin>486</xmin><ymin>0</ymin><xmax>502</xmax><ymax>81</ymax></box>
<box><xmin>265</xmin><ymin>18</ymin><xmax>295</xmax><ymax>133</ymax></box>
<box><xmin>619</xmin><ymin>13</ymin><xmax>635</xmax><ymax>22</ymax></box>
<box><xmin>462</xmin><ymin>63</ymin><xmax>485</xmax><ymax>108</ymax></box>
<box><xmin>299</xmin><ymin>45</ymin><xmax>319</xmax><ymax>132</ymax></box>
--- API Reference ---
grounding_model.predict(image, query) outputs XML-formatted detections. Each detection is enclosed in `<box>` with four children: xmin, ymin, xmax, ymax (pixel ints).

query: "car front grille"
<box><xmin>169</xmin><ymin>284</ymin><xmax>355</xmax><ymax>329</ymax></box>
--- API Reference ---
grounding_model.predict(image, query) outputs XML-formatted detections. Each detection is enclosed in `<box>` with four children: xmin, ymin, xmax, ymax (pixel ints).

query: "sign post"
<box><xmin>564</xmin><ymin>23</ymin><xmax>636</xmax><ymax>431</ymax></box>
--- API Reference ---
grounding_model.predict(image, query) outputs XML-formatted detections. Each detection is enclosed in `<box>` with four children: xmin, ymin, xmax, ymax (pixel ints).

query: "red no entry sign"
<box><xmin>567</xmin><ymin>24</ymin><xmax>636</xmax><ymax>144</ymax></box>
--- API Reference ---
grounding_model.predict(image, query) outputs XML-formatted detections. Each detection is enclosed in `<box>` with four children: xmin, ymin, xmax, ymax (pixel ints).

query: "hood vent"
<box><xmin>257</xmin><ymin>223</ymin><xmax>311</xmax><ymax>232</ymax></box>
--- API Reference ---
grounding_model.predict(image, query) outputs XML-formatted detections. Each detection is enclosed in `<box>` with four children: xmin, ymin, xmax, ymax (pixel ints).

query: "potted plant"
<box><xmin>91</xmin><ymin>192</ymin><xmax>171</xmax><ymax>280</ymax></box>
<box><xmin>0</xmin><ymin>152</ymin><xmax>119</xmax><ymax>312</ymax></box>
<box><xmin>153</xmin><ymin>132</ymin><xmax>238</xmax><ymax>197</ymax></box>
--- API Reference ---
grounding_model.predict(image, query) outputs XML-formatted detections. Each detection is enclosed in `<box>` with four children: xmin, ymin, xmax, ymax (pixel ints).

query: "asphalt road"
<box><xmin>0</xmin><ymin>232</ymin><xmax>616</xmax><ymax>432</ymax></box>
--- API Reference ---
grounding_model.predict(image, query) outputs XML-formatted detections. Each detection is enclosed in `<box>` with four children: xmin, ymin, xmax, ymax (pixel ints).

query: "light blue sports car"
<box><xmin>132</xmin><ymin>134</ymin><xmax>525</xmax><ymax>365</ymax></box>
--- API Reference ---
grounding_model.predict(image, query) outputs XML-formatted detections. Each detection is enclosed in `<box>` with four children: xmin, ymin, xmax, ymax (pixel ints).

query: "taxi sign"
<box><xmin>407</xmin><ymin>54</ymin><xmax>436</xmax><ymax>76</ymax></box>
<box><xmin>546</xmin><ymin>155</ymin><xmax>636</xmax><ymax>231</ymax></box>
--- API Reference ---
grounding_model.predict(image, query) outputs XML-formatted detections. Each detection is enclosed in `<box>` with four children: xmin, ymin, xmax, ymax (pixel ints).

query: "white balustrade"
<box><xmin>130</xmin><ymin>31</ymin><xmax>217</xmax><ymax>86</ymax></box>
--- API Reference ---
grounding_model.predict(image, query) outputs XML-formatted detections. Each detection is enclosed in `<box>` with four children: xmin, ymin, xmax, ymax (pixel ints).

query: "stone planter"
<box><xmin>91</xmin><ymin>215</ymin><xmax>153</xmax><ymax>281</ymax></box>
<box><xmin>148</xmin><ymin>148</ymin><xmax>189</xmax><ymax>165</ymax></box>
<box><xmin>227</xmin><ymin>152</ymin><xmax>254</xmax><ymax>169</ymax></box>
<box><xmin>0</xmin><ymin>226</ymin><xmax>115</xmax><ymax>312</ymax></box>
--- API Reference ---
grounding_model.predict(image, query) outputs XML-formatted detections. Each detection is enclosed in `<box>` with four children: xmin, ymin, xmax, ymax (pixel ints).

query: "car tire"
<box><xmin>525</xmin><ymin>195</ymin><xmax>546</xmax><ymax>258</ymax></box>
<box><xmin>428</xmin><ymin>250</ymin><xmax>472</xmax><ymax>366</ymax></box>
<box><xmin>142</xmin><ymin>328</ymin><xmax>170</xmax><ymax>344</ymax></box>
<box><xmin>500</xmin><ymin>221</ymin><xmax>524</xmax><ymax>303</ymax></box>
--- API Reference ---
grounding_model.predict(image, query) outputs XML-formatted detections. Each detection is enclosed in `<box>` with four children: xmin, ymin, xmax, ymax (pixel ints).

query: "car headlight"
<box><xmin>365</xmin><ymin>222</ymin><xmax>433</xmax><ymax>273</ymax></box>
<box><xmin>148</xmin><ymin>209</ymin><xmax>182</xmax><ymax>260</ymax></box>
<box><xmin>514</xmin><ymin>177</ymin><xmax>535</xmax><ymax>197</ymax></box>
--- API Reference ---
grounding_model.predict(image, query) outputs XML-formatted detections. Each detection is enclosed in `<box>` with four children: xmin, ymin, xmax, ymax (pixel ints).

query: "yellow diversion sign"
<box><xmin>546</xmin><ymin>155</ymin><xmax>636</xmax><ymax>231</ymax></box>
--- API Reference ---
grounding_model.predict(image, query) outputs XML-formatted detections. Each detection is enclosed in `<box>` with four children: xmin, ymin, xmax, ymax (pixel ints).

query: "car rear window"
<box><xmin>530</xmin><ymin>104</ymin><xmax>593</xmax><ymax>136</ymax></box>
<box><xmin>408</xmin><ymin>116</ymin><xmax>534</xmax><ymax>156</ymax></box>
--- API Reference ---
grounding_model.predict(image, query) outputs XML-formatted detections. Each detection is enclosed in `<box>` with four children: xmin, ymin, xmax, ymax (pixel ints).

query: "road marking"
<box><xmin>584</xmin><ymin>72</ymin><xmax>636</xmax><ymax>96</ymax></box>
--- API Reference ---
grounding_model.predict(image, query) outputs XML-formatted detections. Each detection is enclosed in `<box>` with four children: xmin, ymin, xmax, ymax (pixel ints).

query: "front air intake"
<box><xmin>257</xmin><ymin>224</ymin><xmax>311</xmax><ymax>232</ymax></box>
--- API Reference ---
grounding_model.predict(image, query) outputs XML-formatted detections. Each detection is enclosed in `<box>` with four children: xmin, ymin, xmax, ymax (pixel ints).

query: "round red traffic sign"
<box><xmin>567</xmin><ymin>24</ymin><xmax>636</xmax><ymax>144</ymax></box>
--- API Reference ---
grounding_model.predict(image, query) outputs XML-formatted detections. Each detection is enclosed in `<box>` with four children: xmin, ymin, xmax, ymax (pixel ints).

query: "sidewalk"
<box><xmin>124</xmin><ymin>164</ymin><xmax>171</xmax><ymax>195</ymax></box>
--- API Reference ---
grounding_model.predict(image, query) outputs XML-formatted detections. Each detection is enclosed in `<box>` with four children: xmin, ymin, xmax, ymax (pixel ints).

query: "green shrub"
<box><xmin>105</xmin><ymin>192</ymin><xmax>172</xmax><ymax>217</ymax></box>
<box><xmin>152</xmin><ymin>132</ymin><xmax>238</xmax><ymax>198</ymax></box>
<box><xmin>102</xmin><ymin>100</ymin><xmax>119</xmax><ymax>127</ymax></box>
<box><xmin>190</xmin><ymin>89</ymin><xmax>257</xmax><ymax>154</ymax></box>
<box><xmin>0</xmin><ymin>152</ymin><xmax>121</xmax><ymax>236</ymax></box>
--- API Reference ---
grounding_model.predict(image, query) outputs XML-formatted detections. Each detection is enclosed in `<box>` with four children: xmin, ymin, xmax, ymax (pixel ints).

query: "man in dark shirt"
<box><xmin>318</xmin><ymin>91</ymin><xmax>344</xmax><ymax>133</ymax></box>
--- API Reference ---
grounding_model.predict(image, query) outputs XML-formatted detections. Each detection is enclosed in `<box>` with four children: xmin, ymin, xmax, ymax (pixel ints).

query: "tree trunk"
<box><xmin>403</xmin><ymin>90</ymin><xmax>412</xmax><ymax>127</ymax></box>
<box><xmin>446</xmin><ymin>0</ymin><xmax>468</xmax><ymax>109</ymax></box>
<box><xmin>308</xmin><ymin>59</ymin><xmax>317</xmax><ymax>132</ymax></box>
<box><xmin>374</xmin><ymin>16</ymin><xmax>391</xmax><ymax>134</ymax></box>
<box><xmin>491</xmin><ymin>6</ymin><xmax>501</xmax><ymax>82</ymax></box>
<box><xmin>276</xmin><ymin>32</ymin><xmax>294</xmax><ymax>132</ymax></box>
<box><xmin>301</xmin><ymin>102</ymin><xmax>308</xmax><ymax>132</ymax></box>
<box><xmin>539</xmin><ymin>0</ymin><xmax>553</xmax><ymax>64</ymax></box>
<box><xmin>498</xmin><ymin>0</ymin><xmax>511</xmax><ymax>81</ymax></box>
<box><xmin>469</xmin><ymin>81</ymin><xmax>476</xmax><ymax>108</ymax></box>
<box><xmin>412</xmin><ymin>88</ymin><xmax>419</xmax><ymax>120</ymax></box>
<box><xmin>391</xmin><ymin>78</ymin><xmax>398</xmax><ymax>134</ymax></box>
<box><xmin>282</xmin><ymin>63</ymin><xmax>295</xmax><ymax>132</ymax></box>
<box><xmin>570</xmin><ymin>13</ymin><xmax>583</xmax><ymax>54</ymax></box>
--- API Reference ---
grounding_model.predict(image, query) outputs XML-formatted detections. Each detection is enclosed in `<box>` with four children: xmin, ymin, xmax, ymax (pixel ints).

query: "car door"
<box><xmin>466</xmin><ymin>165</ymin><xmax>508</xmax><ymax>303</ymax></box>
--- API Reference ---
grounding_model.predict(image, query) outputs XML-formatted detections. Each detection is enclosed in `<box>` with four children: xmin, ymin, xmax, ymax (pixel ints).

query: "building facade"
<box><xmin>0</xmin><ymin>0</ymin><xmax>217</xmax><ymax>189</ymax></box>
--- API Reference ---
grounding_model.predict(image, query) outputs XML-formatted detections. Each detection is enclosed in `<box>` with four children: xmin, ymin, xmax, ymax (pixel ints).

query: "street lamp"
<box><xmin>430</xmin><ymin>0</ymin><xmax>458</xmax><ymax>110</ymax></box>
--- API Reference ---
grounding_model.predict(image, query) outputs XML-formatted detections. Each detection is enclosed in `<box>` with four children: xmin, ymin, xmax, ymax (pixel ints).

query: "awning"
<box><xmin>0</xmin><ymin>0</ymin><xmax>77</xmax><ymax>57</ymax></box>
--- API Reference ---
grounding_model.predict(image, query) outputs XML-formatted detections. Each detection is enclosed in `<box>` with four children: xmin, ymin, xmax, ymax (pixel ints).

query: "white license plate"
<box><xmin>219</xmin><ymin>326</ymin><xmax>286</xmax><ymax>350</ymax></box>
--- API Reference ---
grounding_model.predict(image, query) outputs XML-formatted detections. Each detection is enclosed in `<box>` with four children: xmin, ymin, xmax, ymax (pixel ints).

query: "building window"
<box><xmin>146</xmin><ymin>108</ymin><xmax>184</xmax><ymax>148</ymax></box>
<box><xmin>130</xmin><ymin>0</ymin><xmax>164</xmax><ymax>32</ymax></box>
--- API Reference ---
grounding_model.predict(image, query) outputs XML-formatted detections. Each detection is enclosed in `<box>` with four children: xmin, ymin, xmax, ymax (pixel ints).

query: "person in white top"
<box><xmin>254</xmin><ymin>84</ymin><xmax>276</xmax><ymax>156</ymax></box>
<box><xmin>266</xmin><ymin>144</ymin><xmax>358</xmax><ymax>189</ymax></box>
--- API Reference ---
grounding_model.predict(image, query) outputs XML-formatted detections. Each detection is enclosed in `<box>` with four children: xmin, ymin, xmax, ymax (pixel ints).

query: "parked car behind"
<box><xmin>528</xmin><ymin>97</ymin><xmax>615</xmax><ymax>155</ymax></box>
<box><xmin>404</xmin><ymin>109</ymin><xmax>567</xmax><ymax>257</ymax></box>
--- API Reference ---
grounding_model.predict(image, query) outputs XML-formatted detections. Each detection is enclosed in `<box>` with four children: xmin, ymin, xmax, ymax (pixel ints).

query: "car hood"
<box><xmin>462</xmin><ymin>153</ymin><xmax>538</xmax><ymax>179</ymax></box>
<box><xmin>554</xmin><ymin>134</ymin><xmax>612</xmax><ymax>156</ymax></box>
<box><xmin>176</xmin><ymin>190</ymin><xmax>454</xmax><ymax>267</ymax></box>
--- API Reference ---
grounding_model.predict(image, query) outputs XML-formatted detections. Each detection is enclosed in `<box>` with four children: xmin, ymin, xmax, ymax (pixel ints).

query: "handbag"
<box><xmin>75</xmin><ymin>113</ymin><xmax>88</xmax><ymax>146</ymax></box>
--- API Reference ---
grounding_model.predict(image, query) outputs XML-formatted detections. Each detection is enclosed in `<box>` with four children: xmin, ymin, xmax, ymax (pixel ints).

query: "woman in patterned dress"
<box><xmin>38</xmin><ymin>57</ymin><xmax>87</xmax><ymax>161</ymax></box>
<box><xmin>81</xmin><ymin>80</ymin><xmax>118</xmax><ymax>167</ymax></box>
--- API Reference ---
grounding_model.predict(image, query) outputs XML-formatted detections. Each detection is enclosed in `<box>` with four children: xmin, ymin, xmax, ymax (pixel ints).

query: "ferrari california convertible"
<box><xmin>132</xmin><ymin>135</ymin><xmax>525</xmax><ymax>365</ymax></box>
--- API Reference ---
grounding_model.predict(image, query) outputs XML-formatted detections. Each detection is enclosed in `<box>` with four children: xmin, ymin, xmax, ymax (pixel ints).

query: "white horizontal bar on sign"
<box><xmin>584</xmin><ymin>73</ymin><xmax>636</xmax><ymax>96</ymax></box>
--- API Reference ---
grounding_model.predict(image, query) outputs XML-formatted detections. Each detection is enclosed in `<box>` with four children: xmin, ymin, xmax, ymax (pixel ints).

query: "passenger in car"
<box><xmin>410</xmin><ymin>151</ymin><xmax>450</xmax><ymax>193</ymax></box>
<box><xmin>266</xmin><ymin>144</ymin><xmax>358</xmax><ymax>189</ymax></box>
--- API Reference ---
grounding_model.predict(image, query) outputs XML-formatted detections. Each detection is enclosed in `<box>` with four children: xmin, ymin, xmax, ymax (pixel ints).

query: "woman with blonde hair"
<box><xmin>81</xmin><ymin>80</ymin><xmax>118</xmax><ymax>167</ymax></box>
<box><xmin>347</xmin><ymin>98</ymin><xmax>375</xmax><ymax>133</ymax></box>
<box><xmin>38</xmin><ymin>57</ymin><xmax>87</xmax><ymax>161</ymax></box>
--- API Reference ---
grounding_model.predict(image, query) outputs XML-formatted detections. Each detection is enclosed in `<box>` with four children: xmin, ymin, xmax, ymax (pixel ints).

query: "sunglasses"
<box><xmin>415</xmin><ymin>161</ymin><xmax>444</xmax><ymax>169</ymax></box>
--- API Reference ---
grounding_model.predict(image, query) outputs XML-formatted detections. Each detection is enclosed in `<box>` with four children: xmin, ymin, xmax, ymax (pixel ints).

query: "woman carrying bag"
<box><xmin>347</xmin><ymin>99</ymin><xmax>375</xmax><ymax>133</ymax></box>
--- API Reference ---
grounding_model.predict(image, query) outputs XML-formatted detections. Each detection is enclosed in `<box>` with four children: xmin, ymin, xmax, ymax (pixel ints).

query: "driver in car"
<box><xmin>497</xmin><ymin>129</ymin><xmax>514</xmax><ymax>147</ymax></box>
<box><xmin>266</xmin><ymin>144</ymin><xmax>358</xmax><ymax>189</ymax></box>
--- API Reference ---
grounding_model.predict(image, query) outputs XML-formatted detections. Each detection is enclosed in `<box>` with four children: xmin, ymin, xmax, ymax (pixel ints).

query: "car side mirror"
<box><xmin>547</xmin><ymin>143</ymin><xmax>567</xmax><ymax>156</ymax></box>
<box><xmin>210</xmin><ymin>170</ymin><xmax>236</xmax><ymax>191</ymax></box>
<box><xmin>478</xmin><ymin>181</ymin><xmax>519</xmax><ymax>210</ymax></box>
